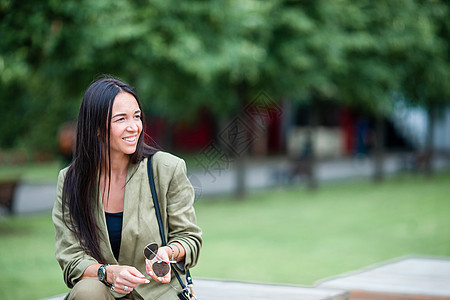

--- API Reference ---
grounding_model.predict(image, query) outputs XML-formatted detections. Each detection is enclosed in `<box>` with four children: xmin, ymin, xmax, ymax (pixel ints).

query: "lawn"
<box><xmin>194</xmin><ymin>172</ymin><xmax>450</xmax><ymax>285</ymax></box>
<box><xmin>1</xmin><ymin>171</ymin><xmax>449</xmax><ymax>300</ymax></box>
<box><xmin>0</xmin><ymin>161</ymin><xmax>62</xmax><ymax>183</ymax></box>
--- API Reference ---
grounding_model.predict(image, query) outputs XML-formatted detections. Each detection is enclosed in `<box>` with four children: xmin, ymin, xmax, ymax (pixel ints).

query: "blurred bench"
<box><xmin>401</xmin><ymin>151</ymin><xmax>432</xmax><ymax>172</ymax></box>
<box><xmin>317</xmin><ymin>256</ymin><xmax>450</xmax><ymax>300</ymax></box>
<box><xmin>0</xmin><ymin>180</ymin><xmax>18</xmax><ymax>214</ymax></box>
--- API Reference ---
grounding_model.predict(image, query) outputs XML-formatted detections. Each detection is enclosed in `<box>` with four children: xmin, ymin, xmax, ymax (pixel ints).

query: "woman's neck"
<box><xmin>106</xmin><ymin>153</ymin><xmax>130</xmax><ymax>178</ymax></box>
<box><xmin>100</xmin><ymin>154</ymin><xmax>130</xmax><ymax>212</ymax></box>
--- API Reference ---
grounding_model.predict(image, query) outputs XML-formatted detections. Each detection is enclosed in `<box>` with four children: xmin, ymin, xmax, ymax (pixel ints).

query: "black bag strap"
<box><xmin>148</xmin><ymin>155</ymin><xmax>166</xmax><ymax>244</ymax></box>
<box><xmin>147</xmin><ymin>155</ymin><xmax>193</xmax><ymax>290</ymax></box>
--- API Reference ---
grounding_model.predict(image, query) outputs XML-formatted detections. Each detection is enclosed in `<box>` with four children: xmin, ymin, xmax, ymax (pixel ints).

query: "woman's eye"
<box><xmin>134</xmin><ymin>115</ymin><xmax>141</xmax><ymax>119</ymax></box>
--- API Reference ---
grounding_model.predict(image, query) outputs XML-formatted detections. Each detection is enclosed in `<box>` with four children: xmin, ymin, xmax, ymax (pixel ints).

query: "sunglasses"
<box><xmin>143</xmin><ymin>243</ymin><xmax>176</xmax><ymax>277</ymax></box>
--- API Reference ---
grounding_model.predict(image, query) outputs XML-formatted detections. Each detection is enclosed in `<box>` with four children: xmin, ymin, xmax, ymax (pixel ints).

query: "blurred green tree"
<box><xmin>399</xmin><ymin>0</ymin><xmax>450</xmax><ymax>176</ymax></box>
<box><xmin>0</xmin><ymin>0</ymin><xmax>448</xmax><ymax>189</ymax></box>
<box><xmin>0</xmin><ymin>0</ymin><xmax>140</xmax><ymax>156</ymax></box>
<box><xmin>267</xmin><ymin>0</ymin><xmax>450</xmax><ymax>184</ymax></box>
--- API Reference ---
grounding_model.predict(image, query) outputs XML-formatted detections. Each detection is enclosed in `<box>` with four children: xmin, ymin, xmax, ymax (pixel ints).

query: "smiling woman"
<box><xmin>52</xmin><ymin>76</ymin><xmax>202</xmax><ymax>300</ymax></box>
<box><xmin>101</xmin><ymin>92</ymin><xmax>144</xmax><ymax>215</ymax></box>
<box><xmin>109</xmin><ymin>92</ymin><xmax>143</xmax><ymax>159</ymax></box>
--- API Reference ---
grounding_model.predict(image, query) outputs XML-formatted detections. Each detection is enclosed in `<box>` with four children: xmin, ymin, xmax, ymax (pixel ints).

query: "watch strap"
<box><xmin>98</xmin><ymin>264</ymin><xmax>112</xmax><ymax>287</ymax></box>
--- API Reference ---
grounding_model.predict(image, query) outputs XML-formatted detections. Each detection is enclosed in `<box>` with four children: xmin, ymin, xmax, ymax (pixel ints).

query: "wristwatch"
<box><xmin>97</xmin><ymin>264</ymin><xmax>112</xmax><ymax>287</ymax></box>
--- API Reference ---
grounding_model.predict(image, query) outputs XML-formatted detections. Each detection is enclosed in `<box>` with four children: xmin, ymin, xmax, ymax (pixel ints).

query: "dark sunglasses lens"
<box><xmin>143</xmin><ymin>243</ymin><xmax>159</xmax><ymax>260</ymax></box>
<box><xmin>153</xmin><ymin>261</ymin><xmax>170</xmax><ymax>277</ymax></box>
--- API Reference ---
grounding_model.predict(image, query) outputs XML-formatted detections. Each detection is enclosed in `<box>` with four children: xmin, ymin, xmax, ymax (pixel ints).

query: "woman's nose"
<box><xmin>127</xmin><ymin>121</ymin><xmax>139</xmax><ymax>131</ymax></box>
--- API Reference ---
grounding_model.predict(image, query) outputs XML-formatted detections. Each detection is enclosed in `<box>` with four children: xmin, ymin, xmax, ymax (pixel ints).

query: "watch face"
<box><xmin>97</xmin><ymin>264</ymin><xmax>112</xmax><ymax>288</ymax></box>
<box><xmin>98</xmin><ymin>265</ymin><xmax>106</xmax><ymax>281</ymax></box>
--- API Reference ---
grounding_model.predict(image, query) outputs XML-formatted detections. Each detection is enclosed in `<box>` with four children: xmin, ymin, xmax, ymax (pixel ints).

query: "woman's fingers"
<box><xmin>120</xmin><ymin>268</ymin><xmax>149</xmax><ymax>285</ymax></box>
<box><xmin>160</xmin><ymin>268</ymin><xmax>171</xmax><ymax>283</ymax></box>
<box><xmin>127</xmin><ymin>267</ymin><xmax>149</xmax><ymax>284</ymax></box>
<box><xmin>112</xmin><ymin>284</ymin><xmax>133</xmax><ymax>294</ymax></box>
<box><xmin>111</xmin><ymin>265</ymin><xmax>150</xmax><ymax>294</ymax></box>
<box><xmin>145</xmin><ymin>259</ymin><xmax>153</xmax><ymax>275</ymax></box>
<box><xmin>145</xmin><ymin>246</ymin><xmax>176</xmax><ymax>283</ymax></box>
<box><xmin>146</xmin><ymin>259</ymin><xmax>171</xmax><ymax>283</ymax></box>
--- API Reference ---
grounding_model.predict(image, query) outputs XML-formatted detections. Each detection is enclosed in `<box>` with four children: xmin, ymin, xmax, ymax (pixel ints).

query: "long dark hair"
<box><xmin>62</xmin><ymin>76</ymin><xmax>156</xmax><ymax>262</ymax></box>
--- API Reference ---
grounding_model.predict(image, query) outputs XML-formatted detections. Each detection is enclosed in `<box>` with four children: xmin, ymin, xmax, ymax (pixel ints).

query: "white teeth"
<box><xmin>123</xmin><ymin>137</ymin><xmax>136</xmax><ymax>142</ymax></box>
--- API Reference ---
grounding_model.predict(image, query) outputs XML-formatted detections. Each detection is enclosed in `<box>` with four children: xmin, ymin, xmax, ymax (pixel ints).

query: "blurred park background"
<box><xmin>1</xmin><ymin>0</ymin><xmax>450</xmax><ymax>299</ymax></box>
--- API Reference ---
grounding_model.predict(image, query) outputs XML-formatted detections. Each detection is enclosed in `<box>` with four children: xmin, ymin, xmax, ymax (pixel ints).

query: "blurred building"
<box><xmin>145</xmin><ymin>100</ymin><xmax>450</xmax><ymax>159</ymax></box>
<box><xmin>432</xmin><ymin>108</ymin><xmax>450</xmax><ymax>152</ymax></box>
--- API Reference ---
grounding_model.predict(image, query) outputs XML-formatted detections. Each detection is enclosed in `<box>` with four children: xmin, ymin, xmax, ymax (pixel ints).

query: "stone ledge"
<box><xmin>43</xmin><ymin>278</ymin><xmax>348</xmax><ymax>300</ymax></box>
<box><xmin>194</xmin><ymin>278</ymin><xmax>348</xmax><ymax>300</ymax></box>
<box><xmin>317</xmin><ymin>255</ymin><xmax>450</xmax><ymax>300</ymax></box>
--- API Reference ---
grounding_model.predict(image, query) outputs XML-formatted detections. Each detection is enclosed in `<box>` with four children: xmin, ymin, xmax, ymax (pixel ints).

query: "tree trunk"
<box><xmin>234</xmin><ymin>81</ymin><xmax>248</xmax><ymax>199</ymax></box>
<box><xmin>373</xmin><ymin>114</ymin><xmax>385</xmax><ymax>182</ymax></box>
<box><xmin>164</xmin><ymin>121</ymin><xmax>174</xmax><ymax>151</ymax></box>
<box><xmin>307</xmin><ymin>96</ymin><xmax>319</xmax><ymax>190</ymax></box>
<box><xmin>424</xmin><ymin>103</ymin><xmax>435</xmax><ymax>177</ymax></box>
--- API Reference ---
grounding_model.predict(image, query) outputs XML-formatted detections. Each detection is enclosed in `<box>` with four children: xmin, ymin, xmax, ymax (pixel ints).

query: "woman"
<box><xmin>52</xmin><ymin>76</ymin><xmax>202</xmax><ymax>299</ymax></box>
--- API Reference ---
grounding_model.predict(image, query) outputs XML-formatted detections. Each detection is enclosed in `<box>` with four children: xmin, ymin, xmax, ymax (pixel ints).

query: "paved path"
<box><xmin>12</xmin><ymin>182</ymin><xmax>57</xmax><ymax>214</ymax></box>
<box><xmin>45</xmin><ymin>256</ymin><xmax>450</xmax><ymax>299</ymax></box>
<box><xmin>43</xmin><ymin>278</ymin><xmax>348</xmax><ymax>300</ymax></box>
<box><xmin>5</xmin><ymin>153</ymin><xmax>450</xmax><ymax>215</ymax></box>
<box><xmin>317</xmin><ymin>256</ymin><xmax>450</xmax><ymax>299</ymax></box>
<box><xmin>193</xmin><ymin>279</ymin><xmax>347</xmax><ymax>300</ymax></box>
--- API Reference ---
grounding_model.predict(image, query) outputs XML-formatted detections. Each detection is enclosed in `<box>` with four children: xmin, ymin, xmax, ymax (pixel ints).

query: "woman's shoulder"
<box><xmin>130</xmin><ymin>152</ymin><xmax>185</xmax><ymax>180</ymax></box>
<box><xmin>57</xmin><ymin>165</ymin><xmax>70</xmax><ymax>183</ymax></box>
<box><xmin>152</xmin><ymin>151</ymin><xmax>185</xmax><ymax>168</ymax></box>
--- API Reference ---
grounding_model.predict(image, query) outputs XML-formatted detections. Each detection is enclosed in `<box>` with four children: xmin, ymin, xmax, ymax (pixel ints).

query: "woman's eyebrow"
<box><xmin>112</xmin><ymin>110</ymin><xmax>141</xmax><ymax>119</ymax></box>
<box><xmin>112</xmin><ymin>113</ymin><xmax>127</xmax><ymax>119</ymax></box>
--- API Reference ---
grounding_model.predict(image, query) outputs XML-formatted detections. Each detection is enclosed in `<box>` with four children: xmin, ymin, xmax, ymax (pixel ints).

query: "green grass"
<box><xmin>0</xmin><ymin>161</ymin><xmax>62</xmax><ymax>183</ymax></box>
<box><xmin>1</xmin><ymin>171</ymin><xmax>449</xmax><ymax>299</ymax></box>
<box><xmin>193</xmin><ymin>171</ymin><xmax>450</xmax><ymax>285</ymax></box>
<box><xmin>0</xmin><ymin>213</ymin><xmax>70</xmax><ymax>300</ymax></box>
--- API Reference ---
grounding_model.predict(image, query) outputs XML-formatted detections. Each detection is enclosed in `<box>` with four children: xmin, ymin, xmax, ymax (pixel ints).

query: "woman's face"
<box><xmin>109</xmin><ymin>92</ymin><xmax>143</xmax><ymax>159</ymax></box>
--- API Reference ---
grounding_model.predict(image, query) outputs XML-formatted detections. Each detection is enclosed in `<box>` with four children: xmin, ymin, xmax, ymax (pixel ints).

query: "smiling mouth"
<box><xmin>123</xmin><ymin>136</ymin><xmax>137</xmax><ymax>142</ymax></box>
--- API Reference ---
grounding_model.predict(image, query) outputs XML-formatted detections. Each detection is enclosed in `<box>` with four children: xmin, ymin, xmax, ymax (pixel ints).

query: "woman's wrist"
<box><xmin>168</xmin><ymin>242</ymin><xmax>184</xmax><ymax>262</ymax></box>
<box><xmin>171</xmin><ymin>243</ymin><xmax>181</xmax><ymax>261</ymax></box>
<box><xmin>166</xmin><ymin>244</ymin><xmax>175</xmax><ymax>261</ymax></box>
<box><xmin>105</xmin><ymin>264</ymin><xmax>115</xmax><ymax>285</ymax></box>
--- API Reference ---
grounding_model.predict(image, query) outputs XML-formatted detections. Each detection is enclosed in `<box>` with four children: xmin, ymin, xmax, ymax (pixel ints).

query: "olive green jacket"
<box><xmin>52</xmin><ymin>151</ymin><xmax>202</xmax><ymax>299</ymax></box>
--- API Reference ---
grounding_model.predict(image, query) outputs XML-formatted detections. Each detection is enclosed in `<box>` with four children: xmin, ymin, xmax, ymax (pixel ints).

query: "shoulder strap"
<box><xmin>147</xmin><ymin>155</ymin><xmax>193</xmax><ymax>290</ymax></box>
<box><xmin>148</xmin><ymin>155</ymin><xmax>166</xmax><ymax>244</ymax></box>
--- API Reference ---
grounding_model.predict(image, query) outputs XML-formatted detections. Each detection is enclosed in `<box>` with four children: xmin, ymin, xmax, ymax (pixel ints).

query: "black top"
<box><xmin>105</xmin><ymin>211</ymin><xmax>123</xmax><ymax>260</ymax></box>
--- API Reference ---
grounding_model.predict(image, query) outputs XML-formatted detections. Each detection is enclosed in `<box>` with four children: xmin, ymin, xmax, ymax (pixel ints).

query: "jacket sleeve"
<box><xmin>52</xmin><ymin>169</ymin><xmax>98</xmax><ymax>288</ymax></box>
<box><xmin>166</xmin><ymin>159</ymin><xmax>203</xmax><ymax>270</ymax></box>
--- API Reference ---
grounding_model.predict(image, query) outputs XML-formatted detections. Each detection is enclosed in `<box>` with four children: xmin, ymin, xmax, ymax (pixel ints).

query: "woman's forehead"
<box><xmin>112</xmin><ymin>92</ymin><xmax>140</xmax><ymax>113</ymax></box>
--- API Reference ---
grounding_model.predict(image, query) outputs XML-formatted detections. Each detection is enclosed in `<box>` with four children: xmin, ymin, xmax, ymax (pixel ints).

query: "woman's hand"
<box><xmin>107</xmin><ymin>265</ymin><xmax>149</xmax><ymax>294</ymax></box>
<box><xmin>145</xmin><ymin>246</ymin><xmax>172</xmax><ymax>283</ymax></box>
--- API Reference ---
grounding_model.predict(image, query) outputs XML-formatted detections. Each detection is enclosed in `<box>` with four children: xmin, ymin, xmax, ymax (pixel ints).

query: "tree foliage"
<box><xmin>0</xmin><ymin>0</ymin><xmax>448</xmax><ymax>156</ymax></box>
